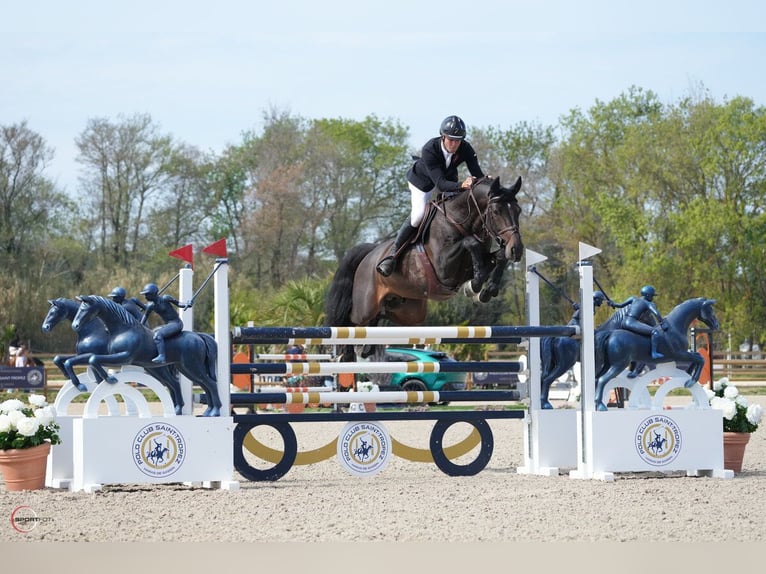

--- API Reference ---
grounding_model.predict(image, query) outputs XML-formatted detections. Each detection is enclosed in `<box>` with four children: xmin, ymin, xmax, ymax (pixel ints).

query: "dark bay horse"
<box><xmin>41</xmin><ymin>297</ymin><xmax>185</xmax><ymax>414</ymax></box>
<box><xmin>324</xmin><ymin>176</ymin><xmax>523</xmax><ymax>332</ymax></box>
<box><xmin>592</xmin><ymin>297</ymin><xmax>719</xmax><ymax>411</ymax></box>
<box><xmin>70</xmin><ymin>295</ymin><xmax>222</xmax><ymax>416</ymax></box>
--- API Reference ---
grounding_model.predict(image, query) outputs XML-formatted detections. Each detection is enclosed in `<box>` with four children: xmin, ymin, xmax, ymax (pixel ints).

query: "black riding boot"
<box><xmin>152</xmin><ymin>337</ymin><xmax>167</xmax><ymax>364</ymax></box>
<box><xmin>376</xmin><ymin>221</ymin><xmax>417</xmax><ymax>277</ymax></box>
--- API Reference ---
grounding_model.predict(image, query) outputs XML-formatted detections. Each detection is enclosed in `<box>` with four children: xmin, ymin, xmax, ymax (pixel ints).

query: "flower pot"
<box><xmin>723</xmin><ymin>431</ymin><xmax>750</xmax><ymax>473</ymax></box>
<box><xmin>0</xmin><ymin>442</ymin><xmax>51</xmax><ymax>491</ymax></box>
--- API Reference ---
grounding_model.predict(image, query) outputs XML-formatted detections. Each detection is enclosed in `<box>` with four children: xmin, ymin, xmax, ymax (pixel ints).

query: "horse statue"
<box><xmin>592</xmin><ymin>297</ymin><xmax>719</xmax><ymax>411</ymax></box>
<box><xmin>539</xmin><ymin>302</ymin><xmax>630</xmax><ymax>409</ymax></box>
<box><xmin>70</xmin><ymin>295</ymin><xmax>222</xmax><ymax>416</ymax></box>
<box><xmin>324</xmin><ymin>176</ymin><xmax>524</xmax><ymax>336</ymax></box>
<box><xmin>41</xmin><ymin>298</ymin><xmax>185</xmax><ymax>414</ymax></box>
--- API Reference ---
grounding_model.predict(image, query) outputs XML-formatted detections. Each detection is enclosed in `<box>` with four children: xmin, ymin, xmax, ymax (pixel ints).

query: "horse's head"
<box><xmin>699</xmin><ymin>298</ymin><xmax>720</xmax><ymax>331</ymax></box>
<box><xmin>71</xmin><ymin>295</ymin><xmax>100</xmax><ymax>332</ymax></box>
<box><xmin>479</xmin><ymin>175</ymin><xmax>524</xmax><ymax>262</ymax></box>
<box><xmin>42</xmin><ymin>298</ymin><xmax>73</xmax><ymax>333</ymax></box>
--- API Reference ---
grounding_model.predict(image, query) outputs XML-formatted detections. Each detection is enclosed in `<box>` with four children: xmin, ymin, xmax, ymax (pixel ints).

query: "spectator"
<box><xmin>14</xmin><ymin>343</ymin><xmax>29</xmax><ymax>367</ymax></box>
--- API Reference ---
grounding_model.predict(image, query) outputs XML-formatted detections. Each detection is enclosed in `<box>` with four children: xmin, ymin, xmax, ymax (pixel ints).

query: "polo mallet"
<box><xmin>187</xmin><ymin>260</ymin><xmax>226</xmax><ymax>307</ymax></box>
<box><xmin>529</xmin><ymin>266</ymin><xmax>577</xmax><ymax>307</ymax></box>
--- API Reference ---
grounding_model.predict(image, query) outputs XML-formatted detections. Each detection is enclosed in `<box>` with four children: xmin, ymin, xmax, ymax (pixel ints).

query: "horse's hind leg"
<box><xmin>595</xmin><ymin>365</ymin><xmax>625</xmax><ymax>411</ymax></box>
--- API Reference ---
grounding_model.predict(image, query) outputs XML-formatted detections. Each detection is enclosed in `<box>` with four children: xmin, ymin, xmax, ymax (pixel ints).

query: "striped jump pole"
<box><xmin>231</xmin><ymin>389</ymin><xmax>520</xmax><ymax>405</ymax></box>
<box><xmin>230</xmin><ymin>360</ymin><xmax>523</xmax><ymax>376</ymax></box>
<box><xmin>232</xmin><ymin>324</ymin><xmax>577</xmax><ymax>346</ymax></box>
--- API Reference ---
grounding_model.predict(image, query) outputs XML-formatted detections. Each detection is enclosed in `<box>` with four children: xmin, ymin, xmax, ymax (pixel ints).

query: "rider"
<box><xmin>139</xmin><ymin>282</ymin><xmax>190</xmax><ymax>364</ymax></box>
<box><xmin>108</xmin><ymin>286</ymin><xmax>145</xmax><ymax>320</ymax></box>
<box><xmin>376</xmin><ymin>115</ymin><xmax>486</xmax><ymax>277</ymax></box>
<box><xmin>608</xmin><ymin>285</ymin><xmax>665</xmax><ymax>359</ymax></box>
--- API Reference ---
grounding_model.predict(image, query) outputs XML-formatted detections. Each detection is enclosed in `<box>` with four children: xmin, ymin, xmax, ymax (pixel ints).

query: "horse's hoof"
<box><xmin>479</xmin><ymin>290</ymin><xmax>492</xmax><ymax>303</ymax></box>
<box><xmin>175</xmin><ymin>405</ymin><xmax>183</xmax><ymax>415</ymax></box>
<box><xmin>596</xmin><ymin>402</ymin><xmax>608</xmax><ymax>412</ymax></box>
<box><xmin>541</xmin><ymin>401</ymin><xmax>553</xmax><ymax>410</ymax></box>
<box><xmin>106</xmin><ymin>375</ymin><xmax>118</xmax><ymax>384</ymax></box>
<box><xmin>75</xmin><ymin>383</ymin><xmax>87</xmax><ymax>392</ymax></box>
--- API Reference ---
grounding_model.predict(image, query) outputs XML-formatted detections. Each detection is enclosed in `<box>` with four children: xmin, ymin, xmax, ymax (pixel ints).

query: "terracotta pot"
<box><xmin>723</xmin><ymin>431</ymin><xmax>751</xmax><ymax>473</ymax></box>
<box><xmin>0</xmin><ymin>442</ymin><xmax>51</xmax><ymax>491</ymax></box>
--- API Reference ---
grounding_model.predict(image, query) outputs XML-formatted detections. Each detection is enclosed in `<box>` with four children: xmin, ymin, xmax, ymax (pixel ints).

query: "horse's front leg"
<box><xmin>60</xmin><ymin>354</ymin><xmax>95</xmax><ymax>391</ymax></box>
<box><xmin>87</xmin><ymin>352</ymin><xmax>134</xmax><ymax>383</ymax></box>
<box><xmin>480</xmin><ymin>252</ymin><xmax>507</xmax><ymax>303</ymax></box>
<box><xmin>681</xmin><ymin>352</ymin><xmax>705</xmax><ymax>387</ymax></box>
<box><xmin>460</xmin><ymin>237</ymin><xmax>491</xmax><ymax>294</ymax></box>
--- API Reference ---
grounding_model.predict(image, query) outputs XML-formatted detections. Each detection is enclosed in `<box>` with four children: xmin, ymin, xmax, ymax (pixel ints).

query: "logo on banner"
<box><xmin>133</xmin><ymin>423</ymin><xmax>186</xmax><ymax>477</ymax></box>
<box><xmin>337</xmin><ymin>421</ymin><xmax>391</xmax><ymax>477</ymax></box>
<box><xmin>635</xmin><ymin>415</ymin><xmax>682</xmax><ymax>466</ymax></box>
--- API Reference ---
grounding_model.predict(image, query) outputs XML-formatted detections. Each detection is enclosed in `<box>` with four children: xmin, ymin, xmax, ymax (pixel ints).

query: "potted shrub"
<box><xmin>707</xmin><ymin>377</ymin><xmax>763</xmax><ymax>473</ymax></box>
<box><xmin>0</xmin><ymin>394</ymin><xmax>61</xmax><ymax>491</ymax></box>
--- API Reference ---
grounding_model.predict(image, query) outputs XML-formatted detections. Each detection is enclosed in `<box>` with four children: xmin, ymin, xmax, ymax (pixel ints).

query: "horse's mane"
<box><xmin>89</xmin><ymin>295</ymin><xmax>141</xmax><ymax>325</ymax></box>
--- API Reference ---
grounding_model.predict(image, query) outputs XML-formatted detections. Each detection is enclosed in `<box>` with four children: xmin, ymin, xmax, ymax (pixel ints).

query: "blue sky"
<box><xmin>2</xmin><ymin>0</ymin><xmax>765</xmax><ymax>193</ymax></box>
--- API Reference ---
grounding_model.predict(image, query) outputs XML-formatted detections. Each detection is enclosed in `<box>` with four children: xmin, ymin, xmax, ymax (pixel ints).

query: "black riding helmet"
<box><xmin>440</xmin><ymin>115</ymin><xmax>466</xmax><ymax>140</ymax></box>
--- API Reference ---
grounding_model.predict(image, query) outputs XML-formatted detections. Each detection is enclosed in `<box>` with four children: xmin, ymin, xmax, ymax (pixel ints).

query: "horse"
<box><xmin>539</xmin><ymin>305</ymin><xmax>630</xmax><ymax>409</ymax></box>
<box><xmin>41</xmin><ymin>297</ymin><xmax>185</xmax><ymax>414</ymax></box>
<box><xmin>324</xmin><ymin>176</ymin><xmax>523</xmax><ymax>338</ymax></box>
<box><xmin>69</xmin><ymin>295</ymin><xmax>222</xmax><ymax>416</ymax></box>
<box><xmin>592</xmin><ymin>297</ymin><xmax>719</xmax><ymax>411</ymax></box>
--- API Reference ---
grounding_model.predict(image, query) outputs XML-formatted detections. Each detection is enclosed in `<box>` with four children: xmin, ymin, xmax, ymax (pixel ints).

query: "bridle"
<box><xmin>433</xmin><ymin>177</ymin><xmax>521</xmax><ymax>245</ymax></box>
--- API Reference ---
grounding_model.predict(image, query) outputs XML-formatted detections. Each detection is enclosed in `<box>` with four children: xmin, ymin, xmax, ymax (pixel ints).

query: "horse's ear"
<box><xmin>75</xmin><ymin>295</ymin><xmax>83</xmax><ymax>302</ymax></box>
<box><xmin>488</xmin><ymin>176</ymin><xmax>500</xmax><ymax>195</ymax></box>
<box><xmin>708</xmin><ymin>298</ymin><xmax>717</xmax><ymax>305</ymax></box>
<box><xmin>509</xmin><ymin>176</ymin><xmax>522</xmax><ymax>196</ymax></box>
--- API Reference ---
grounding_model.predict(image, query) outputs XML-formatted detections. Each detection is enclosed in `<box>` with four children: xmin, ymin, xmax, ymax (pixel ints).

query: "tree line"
<box><xmin>1</xmin><ymin>85</ymin><xmax>764</xmax><ymax>359</ymax></box>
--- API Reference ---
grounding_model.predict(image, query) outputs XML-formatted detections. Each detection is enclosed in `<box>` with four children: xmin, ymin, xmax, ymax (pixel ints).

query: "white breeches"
<box><xmin>408</xmin><ymin>182</ymin><xmax>433</xmax><ymax>226</ymax></box>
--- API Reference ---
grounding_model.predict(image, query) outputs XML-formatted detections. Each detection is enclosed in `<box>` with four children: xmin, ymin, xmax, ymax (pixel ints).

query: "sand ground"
<box><xmin>1</xmin><ymin>396</ymin><xmax>764</xmax><ymax>543</ymax></box>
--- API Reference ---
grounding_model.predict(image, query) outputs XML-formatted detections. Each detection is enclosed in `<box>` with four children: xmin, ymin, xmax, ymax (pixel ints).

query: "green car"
<box><xmin>384</xmin><ymin>347</ymin><xmax>467</xmax><ymax>392</ymax></box>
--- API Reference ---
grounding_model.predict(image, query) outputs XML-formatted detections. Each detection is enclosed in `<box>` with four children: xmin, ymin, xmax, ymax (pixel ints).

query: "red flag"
<box><xmin>203</xmin><ymin>238</ymin><xmax>228</xmax><ymax>258</ymax></box>
<box><xmin>169</xmin><ymin>244</ymin><xmax>194</xmax><ymax>267</ymax></box>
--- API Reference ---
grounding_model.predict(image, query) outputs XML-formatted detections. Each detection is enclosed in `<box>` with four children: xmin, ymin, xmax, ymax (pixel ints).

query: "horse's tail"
<box><xmin>199</xmin><ymin>332</ymin><xmax>218</xmax><ymax>380</ymax></box>
<box><xmin>324</xmin><ymin>243</ymin><xmax>377</xmax><ymax>326</ymax></box>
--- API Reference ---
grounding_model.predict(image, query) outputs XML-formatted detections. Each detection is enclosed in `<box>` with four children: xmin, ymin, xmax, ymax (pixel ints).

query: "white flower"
<box><xmin>747</xmin><ymin>403</ymin><xmax>764</xmax><ymax>426</ymax></box>
<box><xmin>34</xmin><ymin>406</ymin><xmax>55</xmax><ymax>427</ymax></box>
<box><xmin>735</xmin><ymin>395</ymin><xmax>749</xmax><ymax>408</ymax></box>
<box><xmin>0</xmin><ymin>414</ymin><xmax>12</xmax><ymax>433</ymax></box>
<box><xmin>0</xmin><ymin>399</ymin><xmax>25</xmax><ymax>413</ymax></box>
<box><xmin>723</xmin><ymin>385</ymin><xmax>739</xmax><ymax>399</ymax></box>
<box><xmin>15</xmin><ymin>417</ymin><xmax>40</xmax><ymax>437</ymax></box>
<box><xmin>7</xmin><ymin>410</ymin><xmax>25</xmax><ymax>426</ymax></box>
<box><xmin>28</xmin><ymin>394</ymin><xmax>48</xmax><ymax>408</ymax></box>
<box><xmin>713</xmin><ymin>377</ymin><xmax>728</xmax><ymax>392</ymax></box>
<box><xmin>710</xmin><ymin>396</ymin><xmax>737</xmax><ymax>420</ymax></box>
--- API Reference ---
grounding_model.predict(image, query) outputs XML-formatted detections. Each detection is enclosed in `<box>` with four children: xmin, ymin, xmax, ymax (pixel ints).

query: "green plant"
<box><xmin>708</xmin><ymin>377</ymin><xmax>763</xmax><ymax>433</ymax></box>
<box><xmin>0</xmin><ymin>394</ymin><xmax>62</xmax><ymax>450</ymax></box>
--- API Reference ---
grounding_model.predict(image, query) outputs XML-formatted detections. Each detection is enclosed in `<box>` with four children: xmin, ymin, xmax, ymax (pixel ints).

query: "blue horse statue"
<box><xmin>70</xmin><ymin>295</ymin><xmax>222</xmax><ymax>416</ymax></box>
<box><xmin>592</xmin><ymin>297</ymin><xmax>719</xmax><ymax>411</ymax></box>
<box><xmin>41</xmin><ymin>297</ymin><xmax>185</xmax><ymax>415</ymax></box>
<box><xmin>539</xmin><ymin>293</ymin><xmax>618</xmax><ymax>409</ymax></box>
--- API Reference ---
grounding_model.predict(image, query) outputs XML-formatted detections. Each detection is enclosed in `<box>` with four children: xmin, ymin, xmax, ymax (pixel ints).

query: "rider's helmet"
<box><xmin>141</xmin><ymin>283</ymin><xmax>159</xmax><ymax>298</ymax></box>
<box><xmin>640</xmin><ymin>285</ymin><xmax>656</xmax><ymax>299</ymax></box>
<box><xmin>593</xmin><ymin>291</ymin><xmax>606</xmax><ymax>306</ymax></box>
<box><xmin>440</xmin><ymin>115</ymin><xmax>466</xmax><ymax>140</ymax></box>
<box><xmin>109</xmin><ymin>286</ymin><xmax>126</xmax><ymax>302</ymax></box>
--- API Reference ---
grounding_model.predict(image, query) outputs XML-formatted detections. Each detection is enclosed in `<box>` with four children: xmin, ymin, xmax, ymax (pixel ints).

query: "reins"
<box><xmin>431</xmin><ymin>176</ymin><xmax>519</xmax><ymax>244</ymax></box>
